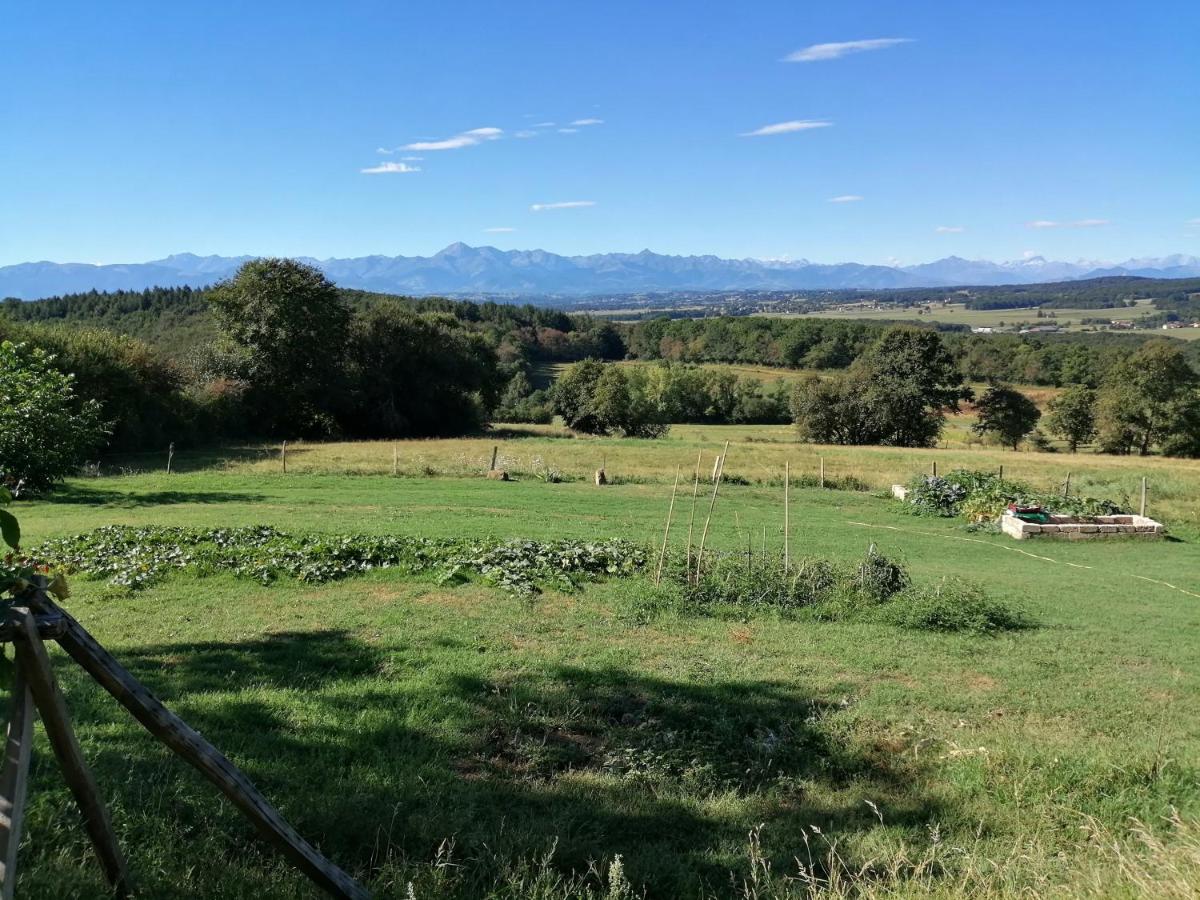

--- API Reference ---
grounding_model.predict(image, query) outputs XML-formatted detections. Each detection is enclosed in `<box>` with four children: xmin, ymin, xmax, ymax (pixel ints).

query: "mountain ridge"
<box><xmin>3</xmin><ymin>246</ymin><xmax>1198</xmax><ymax>300</ymax></box>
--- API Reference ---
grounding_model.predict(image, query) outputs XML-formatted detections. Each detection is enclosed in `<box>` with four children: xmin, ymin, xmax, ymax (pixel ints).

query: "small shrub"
<box><xmin>880</xmin><ymin>578</ymin><xmax>1033</xmax><ymax>634</ymax></box>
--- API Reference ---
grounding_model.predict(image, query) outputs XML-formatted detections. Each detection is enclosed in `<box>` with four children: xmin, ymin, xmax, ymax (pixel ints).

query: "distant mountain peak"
<box><xmin>3</xmin><ymin>245</ymin><xmax>1198</xmax><ymax>300</ymax></box>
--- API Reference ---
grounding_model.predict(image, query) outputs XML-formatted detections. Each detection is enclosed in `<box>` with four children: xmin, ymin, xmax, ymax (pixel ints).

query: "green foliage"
<box><xmin>1046</xmin><ymin>384</ymin><xmax>1098</xmax><ymax>452</ymax></box>
<box><xmin>345</xmin><ymin>304</ymin><xmax>499</xmax><ymax>437</ymax></box>
<box><xmin>0</xmin><ymin>341</ymin><xmax>109</xmax><ymax>495</ymax></box>
<box><xmin>791</xmin><ymin>327</ymin><xmax>970</xmax><ymax>448</ymax></box>
<box><xmin>904</xmin><ymin>468</ymin><xmax>1123</xmax><ymax>522</ymax></box>
<box><xmin>34</xmin><ymin>526</ymin><xmax>647</xmax><ymax>596</ymax></box>
<box><xmin>553</xmin><ymin>360</ymin><xmax>669</xmax><ymax>438</ymax></box>
<box><xmin>877</xmin><ymin>578</ymin><xmax>1034</xmax><ymax>634</ymax></box>
<box><xmin>1095</xmin><ymin>341</ymin><xmax>1200</xmax><ymax>456</ymax></box>
<box><xmin>207</xmin><ymin>259</ymin><xmax>351</xmax><ymax>437</ymax></box>
<box><xmin>972</xmin><ymin>383</ymin><xmax>1041</xmax><ymax>450</ymax></box>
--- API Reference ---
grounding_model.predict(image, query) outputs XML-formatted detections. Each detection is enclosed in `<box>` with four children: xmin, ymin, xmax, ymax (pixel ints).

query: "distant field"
<box><xmin>771</xmin><ymin>297</ymin><xmax>1190</xmax><ymax>333</ymax></box>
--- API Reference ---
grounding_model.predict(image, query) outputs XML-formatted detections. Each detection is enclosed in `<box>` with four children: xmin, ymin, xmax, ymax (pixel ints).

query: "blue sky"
<box><xmin>3</xmin><ymin>1</ymin><xmax>1198</xmax><ymax>267</ymax></box>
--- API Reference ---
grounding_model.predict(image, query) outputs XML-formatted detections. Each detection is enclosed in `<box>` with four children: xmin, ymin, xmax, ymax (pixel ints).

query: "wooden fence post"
<box><xmin>392</xmin><ymin>445</ymin><xmax>398</xmax><ymax>477</ymax></box>
<box><xmin>1063</xmin><ymin>471</ymin><xmax>1071</xmax><ymax>499</ymax></box>
<box><xmin>281</xmin><ymin>442</ymin><xmax>288</xmax><ymax>474</ymax></box>
<box><xmin>1141</xmin><ymin>477</ymin><xmax>1148</xmax><ymax>517</ymax></box>
<box><xmin>0</xmin><ymin>663</ymin><xmax>33</xmax><ymax>900</ymax></box>
<box><xmin>166</xmin><ymin>442</ymin><xmax>175</xmax><ymax>475</ymax></box>
<box><xmin>13</xmin><ymin>609</ymin><xmax>130</xmax><ymax>896</ymax></box>
<box><xmin>819</xmin><ymin>456</ymin><xmax>824</xmax><ymax>489</ymax></box>
<box><xmin>489</xmin><ymin>445</ymin><xmax>498</xmax><ymax>472</ymax></box>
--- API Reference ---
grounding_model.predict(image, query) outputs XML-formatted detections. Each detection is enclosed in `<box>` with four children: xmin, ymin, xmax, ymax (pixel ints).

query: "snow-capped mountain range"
<box><xmin>2</xmin><ymin>245</ymin><xmax>1198</xmax><ymax>300</ymax></box>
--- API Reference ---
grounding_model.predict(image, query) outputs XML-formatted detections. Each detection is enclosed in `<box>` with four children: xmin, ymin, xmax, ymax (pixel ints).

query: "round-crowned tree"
<box><xmin>972</xmin><ymin>383</ymin><xmax>1041</xmax><ymax>450</ymax></box>
<box><xmin>0</xmin><ymin>341</ymin><xmax>108</xmax><ymax>495</ymax></box>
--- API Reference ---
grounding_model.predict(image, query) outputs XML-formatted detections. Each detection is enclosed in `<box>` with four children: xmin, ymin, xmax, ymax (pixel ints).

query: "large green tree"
<box><xmin>208</xmin><ymin>259</ymin><xmax>351</xmax><ymax>436</ymax></box>
<box><xmin>972</xmin><ymin>384</ymin><xmax>1041</xmax><ymax>450</ymax></box>
<box><xmin>1045</xmin><ymin>384</ymin><xmax>1097</xmax><ymax>452</ymax></box>
<box><xmin>1095</xmin><ymin>342</ymin><xmax>1200</xmax><ymax>456</ymax></box>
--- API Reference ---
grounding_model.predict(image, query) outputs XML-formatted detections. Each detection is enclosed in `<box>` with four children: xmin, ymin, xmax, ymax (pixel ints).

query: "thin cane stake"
<box><xmin>655</xmin><ymin>468</ymin><xmax>682</xmax><ymax>585</ymax></box>
<box><xmin>784</xmin><ymin>460</ymin><xmax>790</xmax><ymax>573</ymax></box>
<box><xmin>695</xmin><ymin>441</ymin><xmax>730</xmax><ymax>580</ymax></box>
<box><xmin>685</xmin><ymin>451</ymin><xmax>702</xmax><ymax>578</ymax></box>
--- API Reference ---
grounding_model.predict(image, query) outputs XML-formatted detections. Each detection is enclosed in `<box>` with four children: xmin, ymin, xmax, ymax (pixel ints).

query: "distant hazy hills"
<box><xmin>4</xmin><ymin>244</ymin><xmax>1200</xmax><ymax>300</ymax></box>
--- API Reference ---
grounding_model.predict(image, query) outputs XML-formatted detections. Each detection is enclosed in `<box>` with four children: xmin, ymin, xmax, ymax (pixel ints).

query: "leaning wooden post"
<box><xmin>0</xmin><ymin>660</ymin><xmax>34</xmax><ymax>900</ymax></box>
<box><xmin>34</xmin><ymin>594</ymin><xmax>369</xmax><ymax>900</ymax></box>
<box><xmin>654</xmin><ymin>468</ymin><xmax>681</xmax><ymax>585</ymax></box>
<box><xmin>166</xmin><ymin>442</ymin><xmax>175</xmax><ymax>475</ymax></box>
<box><xmin>684</xmin><ymin>451</ymin><xmax>703</xmax><ymax>577</ymax></box>
<box><xmin>281</xmin><ymin>441</ymin><xmax>288</xmax><ymax>474</ymax></box>
<box><xmin>998</xmin><ymin>464</ymin><xmax>1004</xmax><ymax>481</ymax></box>
<box><xmin>695</xmin><ymin>441</ymin><xmax>730</xmax><ymax>580</ymax></box>
<box><xmin>392</xmin><ymin>445</ymin><xmax>398</xmax><ymax>477</ymax></box>
<box><xmin>1063</xmin><ymin>471</ymin><xmax>1072</xmax><ymax>499</ymax></box>
<box><xmin>1140</xmin><ymin>477</ymin><xmax>1148</xmax><ymax>517</ymax></box>
<box><xmin>783</xmin><ymin>461</ymin><xmax>790</xmax><ymax>573</ymax></box>
<box><xmin>13</xmin><ymin>608</ymin><xmax>131</xmax><ymax>897</ymax></box>
<box><xmin>489</xmin><ymin>445</ymin><xmax>498</xmax><ymax>472</ymax></box>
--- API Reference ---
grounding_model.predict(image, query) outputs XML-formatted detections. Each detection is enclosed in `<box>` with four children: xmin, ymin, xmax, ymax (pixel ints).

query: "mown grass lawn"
<box><xmin>7</xmin><ymin>453</ymin><xmax>1200</xmax><ymax>898</ymax></box>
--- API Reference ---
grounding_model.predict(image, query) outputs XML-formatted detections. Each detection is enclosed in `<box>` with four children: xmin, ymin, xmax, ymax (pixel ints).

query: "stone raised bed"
<box><xmin>1000</xmin><ymin>512</ymin><xmax>1164</xmax><ymax>540</ymax></box>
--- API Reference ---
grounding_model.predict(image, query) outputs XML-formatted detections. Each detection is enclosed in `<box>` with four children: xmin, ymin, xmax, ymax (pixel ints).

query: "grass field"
<box><xmin>8</xmin><ymin>430</ymin><xmax>1200</xmax><ymax>898</ymax></box>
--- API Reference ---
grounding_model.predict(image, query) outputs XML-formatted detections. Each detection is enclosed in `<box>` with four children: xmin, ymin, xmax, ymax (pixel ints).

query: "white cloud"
<box><xmin>558</xmin><ymin>127</ymin><xmax>580</xmax><ymax>134</ymax></box>
<box><xmin>741</xmin><ymin>119</ymin><xmax>832</xmax><ymax>137</ymax></box>
<box><xmin>570</xmin><ymin>118</ymin><xmax>604</xmax><ymax>126</ymax></box>
<box><xmin>403</xmin><ymin>126</ymin><xmax>503</xmax><ymax>151</ymax></box>
<box><xmin>530</xmin><ymin>200</ymin><xmax>596</xmax><ymax>211</ymax></box>
<box><xmin>401</xmin><ymin>156</ymin><xmax>423</xmax><ymax>161</ymax></box>
<box><xmin>376</xmin><ymin>147</ymin><xmax>394</xmax><ymax>155</ymax></box>
<box><xmin>1187</xmin><ymin>217</ymin><xmax>1200</xmax><ymax>226</ymax></box>
<box><xmin>1027</xmin><ymin>218</ymin><xmax>1111</xmax><ymax>229</ymax></box>
<box><xmin>360</xmin><ymin>161</ymin><xmax>421</xmax><ymax>174</ymax></box>
<box><xmin>827</xmin><ymin>194</ymin><xmax>863</xmax><ymax>203</ymax></box>
<box><xmin>532</xmin><ymin>121</ymin><xmax>556</xmax><ymax>128</ymax></box>
<box><xmin>514</xmin><ymin>130</ymin><xmax>538</xmax><ymax>138</ymax></box>
<box><xmin>1023</xmin><ymin>250</ymin><xmax>1039</xmax><ymax>259</ymax></box>
<box><xmin>784</xmin><ymin>38</ymin><xmax>913</xmax><ymax>62</ymax></box>
<box><xmin>935</xmin><ymin>225</ymin><xmax>965</xmax><ymax>233</ymax></box>
<box><xmin>484</xmin><ymin>227</ymin><xmax>516</xmax><ymax>233</ymax></box>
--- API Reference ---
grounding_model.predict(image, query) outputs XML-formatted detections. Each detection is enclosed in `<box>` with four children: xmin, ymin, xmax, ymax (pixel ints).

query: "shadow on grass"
<box><xmin>48</xmin><ymin>629</ymin><xmax>946</xmax><ymax>899</ymax></box>
<box><xmin>46</xmin><ymin>483</ymin><xmax>267</xmax><ymax>507</ymax></box>
<box><xmin>102</xmin><ymin>444</ymin><xmax>311</xmax><ymax>475</ymax></box>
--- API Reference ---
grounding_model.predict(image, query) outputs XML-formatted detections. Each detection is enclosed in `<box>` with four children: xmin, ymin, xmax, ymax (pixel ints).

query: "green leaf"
<box><xmin>0</xmin><ymin>487</ymin><xmax>11</xmax><ymax>505</ymax></box>
<box><xmin>0</xmin><ymin>509</ymin><xmax>19</xmax><ymax>550</ymax></box>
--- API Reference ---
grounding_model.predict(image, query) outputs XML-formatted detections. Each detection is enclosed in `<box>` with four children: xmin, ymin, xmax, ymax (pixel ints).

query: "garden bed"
<box><xmin>1000</xmin><ymin>512</ymin><xmax>1164</xmax><ymax>540</ymax></box>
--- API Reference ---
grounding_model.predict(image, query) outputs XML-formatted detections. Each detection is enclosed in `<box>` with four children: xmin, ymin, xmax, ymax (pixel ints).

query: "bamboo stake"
<box><xmin>654</xmin><ymin>468</ymin><xmax>681</xmax><ymax>585</ymax></box>
<box><xmin>1140</xmin><ymin>477</ymin><xmax>1148</xmax><ymax>517</ymax></box>
<box><xmin>37</xmin><ymin>594</ymin><xmax>368</xmax><ymax>900</ymax></box>
<box><xmin>14</xmin><ymin>608</ymin><xmax>130</xmax><ymax>896</ymax></box>
<box><xmin>685</xmin><ymin>451</ymin><xmax>703</xmax><ymax>577</ymax></box>
<box><xmin>783</xmin><ymin>460</ymin><xmax>790</xmax><ymax>573</ymax></box>
<box><xmin>695</xmin><ymin>441</ymin><xmax>729</xmax><ymax>580</ymax></box>
<box><xmin>0</xmin><ymin>660</ymin><xmax>33</xmax><ymax>900</ymax></box>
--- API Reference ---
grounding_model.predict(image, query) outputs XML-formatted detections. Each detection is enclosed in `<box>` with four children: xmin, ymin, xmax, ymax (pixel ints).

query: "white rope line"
<box><xmin>845</xmin><ymin>520</ymin><xmax>1200</xmax><ymax>601</ymax></box>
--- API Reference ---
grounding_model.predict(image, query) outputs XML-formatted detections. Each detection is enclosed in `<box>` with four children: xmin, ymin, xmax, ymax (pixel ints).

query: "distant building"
<box><xmin>1110</xmin><ymin>320</ymin><xmax>1134</xmax><ymax>329</ymax></box>
<box><xmin>971</xmin><ymin>327</ymin><xmax>994</xmax><ymax>334</ymax></box>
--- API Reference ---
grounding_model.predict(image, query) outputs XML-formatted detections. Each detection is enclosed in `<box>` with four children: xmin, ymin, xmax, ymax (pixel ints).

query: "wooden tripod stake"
<box><xmin>0</xmin><ymin>578</ymin><xmax>368</xmax><ymax>899</ymax></box>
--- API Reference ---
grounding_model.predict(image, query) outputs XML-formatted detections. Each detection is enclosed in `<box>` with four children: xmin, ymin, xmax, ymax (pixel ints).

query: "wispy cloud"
<box><xmin>1186</xmin><ymin>217</ymin><xmax>1200</xmax><ymax>226</ymax></box>
<box><xmin>558</xmin><ymin>127</ymin><xmax>580</xmax><ymax>134</ymax></box>
<box><xmin>741</xmin><ymin>120</ymin><xmax>832</xmax><ymax>137</ymax></box>
<box><xmin>570</xmin><ymin>118</ymin><xmax>604</xmax><ymax>126</ymax></box>
<box><xmin>784</xmin><ymin>38</ymin><xmax>913</xmax><ymax>62</ymax></box>
<box><xmin>827</xmin><ymin>195</ymin><xmax>863</xmax><ymax>203</ymax></box>
<box><xmin>484</xmin><ymin>227</ymin><xmax>516</xmax><ymax>233</ymax></box>
<box><xmin>532</xmin><ymin>121</ymin><xmax>556</xmax><ymax>128</ymax></box>
<box><xmin>1027</xmin><ymin>218</ymin><xmax>1111</xmax><ymax>229</ymax></box>
<box><xmin>403</xmin><ymin>126</ymin><xmax>503</xmax><ymax>151</ymax></box>
<box><xmin>376</xmin><ymin>147</ymin><xmax>395</xmax><ymax>155</ymax></box>
<box><xmin>360</xmin><ymin>161</ymin><xmax>421</xmax><ymax>174</ymax></box>
<box><xmin>514</xmin><ymin>130</ymin><xmax>538</xmax><ymax>138</ymax></box>
<box><xmin>530</xmin><ymin>200</ymin><xmax>596</xmax><ymax>211</ymax></box>
<box><xmin>935</xmin><ymin>225</ymin><xmax>965</xmax><ymax>233</ymax></box>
